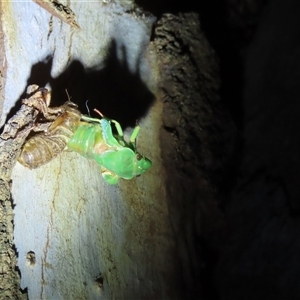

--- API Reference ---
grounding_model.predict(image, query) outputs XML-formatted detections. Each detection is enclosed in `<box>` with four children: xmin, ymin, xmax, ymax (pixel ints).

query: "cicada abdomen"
<box><xmin>67</xmin><ymin>122</ymin><xmax>111</xmax><ymax>159</ymax></box>
<box><xmin>18</xmin><ymin>135</ymin><xmax>68</xmax><ymax>169</ymax></box>
<box><xmin>18</xmin><ymin>102</ymin><xmax>81</xmax><ymax>169</ymax></box>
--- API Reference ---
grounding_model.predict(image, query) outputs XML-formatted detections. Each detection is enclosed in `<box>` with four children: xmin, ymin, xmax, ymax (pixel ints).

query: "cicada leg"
<box><xmin>129</xmin><ymin>125</ymin><xmax>140</xmax><ymax>143</ymax></box>
<box><xmin>129</xmin><ymin>125</ymin><xmax>140</xmax><ymax>152</ymax></box>
<box><xmin>81</xmin><ymin>115</ymin><xmax>102</xmax><ymax>124</ymax></box>
<box><xmin>101</xmin><ymin>167</ymin><xmax>119</xmax><ymax>185</ymax></box>
<box><xmin>83</xmin><ymin>110</ymin><xmax>123</xmax><ymax>148</ymax></box>
<box><xmin>32</xmin><ymin>122</ymin><xmax>53</xmax><ymax>133</ymax></box>
<box><xmin>93</xmin><ymin>108</ymin><xmax>124</xmax><ymax>139</ymax></box>
<box><xmin>110</xmin><ymin>120</ymin><xmax>124</xmax><ymax>138</ymax></box>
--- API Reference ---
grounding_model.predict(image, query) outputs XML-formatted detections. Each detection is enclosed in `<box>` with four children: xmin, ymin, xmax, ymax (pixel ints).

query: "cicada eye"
<box><xmin>136</xmin><ymin>153</ymin><xmax>142</xmax><ymax>161</ymax></box>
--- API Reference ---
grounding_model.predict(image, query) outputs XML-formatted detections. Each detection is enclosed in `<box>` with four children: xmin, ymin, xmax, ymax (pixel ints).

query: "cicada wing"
<box><xmin>94</xmin><ymin>148</ymin><xmax>135</xmax><ymax>179</ymax></box>
<box><xmin>93</xmin><ymin>148</ymin><xmax>151</xmax><ymax>180</ymax></box>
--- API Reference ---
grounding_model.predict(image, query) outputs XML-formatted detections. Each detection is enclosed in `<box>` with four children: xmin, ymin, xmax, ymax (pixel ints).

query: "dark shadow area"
<box><xmin>209</xmin><ymin>1</ymin><xmax>300</xmax><ymax>299</ymax></box>
<box><xmin>134</xmin><ymin>3</ymin><xmax>247</xmax><ymax>300</ymax></box>
<box><xmin>138</xmin><ymin>0</ymin><xmax>246</xmax><ymax>203</ymax></box>
<box><xmin>2</xmin><ymin>57</ymin><xmax>55</xmax><ymax>128</ymax></box>
<box><xmin>192</xmin><ymin>1</ymin><xmax>246</xmax><ymax>214</ymax></box>
<box><xmin>194</xmin><ymin>1</ymin><xmax>269</xmax><ymax>210</ymax></box>
<box><xmin>48</xmin><ymin>40</ymin><xmax>154</xmax><ymax>127</ymax></box>
<box><xmin>4</xmin><ymin>39</ymin><xmax>154</xmax><ymax>131</ymax></box>
<box><xmin>135</xmin><ymin>0</ymin><xmax>203</xmax><ymax>16</ymax></box>
<box><xmin>198</xmin><ymin>237</ymin><xmax>220</xmax><ymax>300</ymax></box>
<box><xmin>23</xmin><ymin>55</ymin><xmax>54</xmax><ymax>90</ymax></box>
<box><xmin>137</xmin><ymin>0</ymin><xmax>246</xmax><ymax>127</ymax></box>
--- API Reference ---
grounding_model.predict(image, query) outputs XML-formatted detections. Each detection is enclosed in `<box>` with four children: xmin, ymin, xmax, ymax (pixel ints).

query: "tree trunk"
<box><xmin>0</xmin><ymin>2</ymin><xmax>234</xmax><ymax>299</ymax></box>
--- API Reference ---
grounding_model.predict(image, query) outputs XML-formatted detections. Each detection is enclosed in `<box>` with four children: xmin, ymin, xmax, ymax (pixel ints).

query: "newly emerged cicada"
<box><xmin>67</xmin><ymin>110</ymin><xmax>152</xmax><ymax>185</ymax></box>
<box><xmin>18</xmin><ymin>101</ymin><xmax>81</xmax><ymax>168</ymax></box>
<box><xmin>18</xmin><ymin>87</ymin><xmax>151</xmax><ymax>184</ymax></box>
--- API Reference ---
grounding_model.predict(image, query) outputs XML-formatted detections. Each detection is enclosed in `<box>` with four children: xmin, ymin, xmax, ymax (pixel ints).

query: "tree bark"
<box><xmin>0</xmin><ymin>2</ymin><xmax>234</xmax><ymax>299</ymax></box>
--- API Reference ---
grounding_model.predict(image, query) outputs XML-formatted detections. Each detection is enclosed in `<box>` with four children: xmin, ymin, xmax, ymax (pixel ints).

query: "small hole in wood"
<box><xmin>95</xmin><ymin>276</ymin><xmax>104</xmax><ymax>289</ymax></box>
<box><xmin>26</xmin><ymin>251</ymin><xmax>36</xmax><ymax>266</ymax></box>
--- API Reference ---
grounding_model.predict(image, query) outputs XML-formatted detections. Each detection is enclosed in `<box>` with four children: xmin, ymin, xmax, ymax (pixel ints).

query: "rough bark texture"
<box><xmin>0</xmin><ymin>3</ymin><xmax>24</xmax><ymax>298</ymax></box>
<box><xmin>0</xmin><ymin>87</ymin><xmax>45</xmax><ymax>299</ymax></box>
<box><xmin>150</xmin><ymin>13</ymin><xmax>235</xmax><ymax>299</ymax></box>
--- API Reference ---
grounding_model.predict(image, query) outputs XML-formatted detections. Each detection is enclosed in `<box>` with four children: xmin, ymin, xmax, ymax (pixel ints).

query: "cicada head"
<box><xmin>133</xmin><ymin>153</ymin><xmax>152</xmax><ymax>176</ymax></box>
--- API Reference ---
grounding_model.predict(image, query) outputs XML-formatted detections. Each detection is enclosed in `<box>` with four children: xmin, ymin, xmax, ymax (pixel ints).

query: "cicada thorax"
<box><xmin>18</xmin><ymin>102</ymin><xmax>81</xmax><ymax>169</ymax></box>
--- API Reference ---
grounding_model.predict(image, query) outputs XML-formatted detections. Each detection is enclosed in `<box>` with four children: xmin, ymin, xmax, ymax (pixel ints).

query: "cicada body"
<box><xmin>67</xmin><ymin>115</ymin><xmax>152</xmax><ymax>185</ymax></box>
<box><xmin>18</xmin><ymin>94</ymin><xmax>151</xmax><ymax>184</ymax></box>
<box><xmin>93</xmin><ymin>147</ymin><xmax>152</xmax><ymax>182</ymax></box>
<box><xmin>18</xmin><ymin>102</ymin><xmax>81</xmax><ymax>168</ymax></box>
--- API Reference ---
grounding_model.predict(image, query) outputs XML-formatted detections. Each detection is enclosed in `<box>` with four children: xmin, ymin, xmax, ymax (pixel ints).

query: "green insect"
<box><xmin>67</xmin><ymin>109</ymin><xmax>152</xmax><ymax>185</ymax></box>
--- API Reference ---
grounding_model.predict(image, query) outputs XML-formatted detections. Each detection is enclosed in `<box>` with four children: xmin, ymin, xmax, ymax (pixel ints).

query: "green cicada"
<box><xmin>67</xmin><ymin>109</ymin><xmax>152</xmax><ymax>185</ymax></box>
